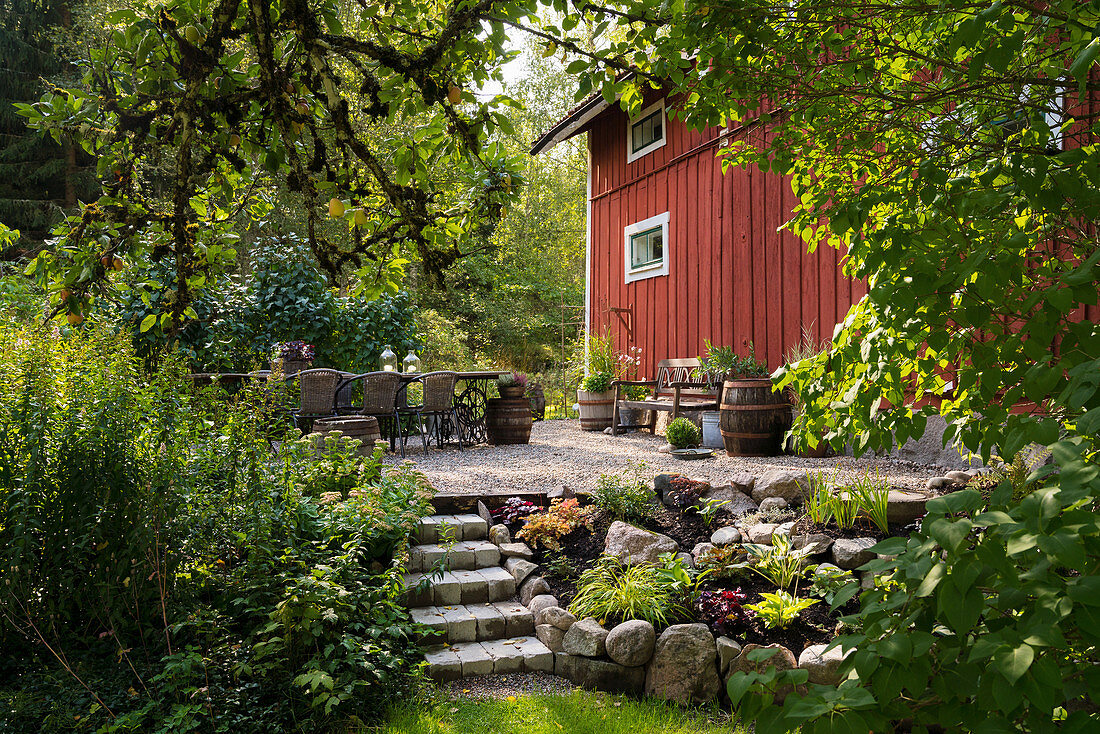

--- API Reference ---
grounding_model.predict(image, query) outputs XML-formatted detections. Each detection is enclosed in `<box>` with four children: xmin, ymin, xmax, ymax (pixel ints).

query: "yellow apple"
<box><xmin>328</xmin><ymin>198</ymin><xmax>345</xmax><ymax>217</ymax></box>
<box><xmin>354</xmin><ymin>208</ymin><xmax>369</xmax><ymax>227</ymax></box>
<box><xmin>183</xmin><ymin>26</ymin><xmax>202</xmax><ymax>44</ymax></box>
<box><xmin>447</xmin><ymin>85</ymin><xmax>461</xmax><ymax>105</ymax></box>
<box><xmin>67</xmin><ymin>312</ymin><xmax>83</xmax><ymax>325</ymax></box>
<box><xmin>112</xmin><ymin>256</ymin><xmax>124</xmax><ymax>271</ymax></box>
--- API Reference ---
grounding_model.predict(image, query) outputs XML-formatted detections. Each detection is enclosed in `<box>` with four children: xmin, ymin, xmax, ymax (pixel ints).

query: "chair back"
<box><xmin>360</xmin><ymin>371</ymin><xmax>403</xmax><ymax>413</ymax></box>
<box><xmin>420</xmin><ymin>371</ymin><xmax>458</xmax><ymax>412</ymax></box>
<box><xmin>298</xmin><ymin>369</ymin><xmax>342</xmax><ymax>415</ymax></box>
<box><xmin>654</xmin><ymin>358</ymin><xmax>715</xmax><ymax>398</ymax></box>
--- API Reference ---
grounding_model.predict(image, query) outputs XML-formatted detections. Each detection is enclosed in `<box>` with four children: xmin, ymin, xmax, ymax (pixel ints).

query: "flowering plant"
<box><xmin>516</xmin><ymin>498</ymin><xmax>596</xmax><ymax>551</ymax></box>
<box><xmin>275</xmin><ymin>340</ymin><xmax>315</xmax><ymax>361</ymax></box>
<box><xmin>497</xmin><ymin>371</ymin><xmax>528</xmax><ymax>389</ymax></box>
<box><xmin>696</xmin><ymin>588</ymin><xmax>750</xmax><ymax>636</ymax></box>
<box><xmin>490</xmin><ymin>497</ymin><xmax>538</xmax><ymax>525</ymax></box>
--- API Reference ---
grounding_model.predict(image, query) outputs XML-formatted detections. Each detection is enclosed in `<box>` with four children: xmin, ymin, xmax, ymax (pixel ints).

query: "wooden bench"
<box><xmin>611</xmin><ymin>358</ymin><xmax>720</xmax><ymax>435</ymax></box>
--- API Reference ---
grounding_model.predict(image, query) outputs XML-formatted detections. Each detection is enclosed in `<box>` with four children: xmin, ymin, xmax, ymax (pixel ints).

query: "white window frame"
<box><xmin>624</xmin><ymin>212</ymin><xmax>670</xmax><ymax>284</ymax></box>
<box><xmin>626</xmin><ymin>99</ymin><xmax>667</xmax><ymax>163</ymax></box>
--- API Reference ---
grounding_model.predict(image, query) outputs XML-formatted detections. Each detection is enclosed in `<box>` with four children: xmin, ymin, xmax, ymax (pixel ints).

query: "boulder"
<box><xmin>644</xmin><ymin>623</ymin><xmax>721</xmax><ymax>704</ymax></box>
<box><xmin>832</xmin><ymin>538</ymin><xmax>878</xmax><ymax>569</ymax></box>
<box><xmin>758</xmin><ymin>496</ymin><xmax>788</xmax><ymax>512</ymax></box>
<box><xmin>653</xmin><ymin>473</ymin><xmax>683</xmax><ymax>498</ymax></box>
<box><xmin>710</xmin><ymin>526</ymin><xmax>742</xmax><ymax>546</ymax></box>
<box><xmin>745</xmin><ymin>523</ymin><xmax>778</xmax><ymax>544</ymax></box>
<box><xmin>657</xmin><ymin>443</ymin><xmax>673</xmax><ymax>454</ymax></box>
<box><xmin>790</xmin><ymin>533</ymin><xmax>834</xmax><ymax>555</ymax></box>
<box><xmin>693</xmin><ymin>542</ymin><xmax>717</xmax><ymax>562</ymax></box>
<box><xmin>925</xmin><ymin>476</ymin><xmax>953</xmax><ymax>490</ymax></box>
<box><xmin>488</xmin><ymin>524</ymin><xmax>511</xmax><ymax>545</ymax></box>
<box><xmin>520</xmin><ymin>576</ymin><xmax>551</xmax><ymax>605</ymax></box>
<box><xmin>477</xmin><ymin>500</ymin><xmax>493</xmax><ymax>525</ymax></box>
<box><xmin>555</xmin><ymin>653</ymin><xmax>645</xmax><ymax>694</ymax></box>
<box><xmin>675</xmin><ymin>552</ymin><xmax>695</xmax><ymax>569</ymax></box>
<box><xmin>728</xmin><ymin>472</ymin><xmax>756</xmax><ymax>495</ymax></box>
<box><xmin>499</xmin><ymin>542</ymin><xmax>534</xmax><ymax>560</ymax></box>
<box><xmin>605</xmin><ymin>620</ymin><xmax>657</xmax><ymax>667</ymax></box>
<box><xmin>535</xmin><ymin>605</ymin><xmax>576</xmax><ymax>631</ymax></box>
<box><xmin>799</xmin><ymin>643</ymin><xmax>850</xmax><ymax>685</ymax></box>
<box><xmin>562</xmin><ymin>617</ymin><xmax>609</xmax><ymax>657</ymax></box>
<box><xmin>547</xmin><ymin>486</ymin><xmax>576</xmax><ymax>500</ymax></box>
<box><xmin>604</xmin><ymin>521</ymin><xmax>679</xmax><ymax>565</ymax></box>
<box><xmin>701</xmin><ymin>485</ymin><xmax>759</xmax><ymax>516</ymax></box>
<box><xmin>945</xmin><ymin>470</ymin><xmax>974</xmax><ymax>484</ymax></box>
<box><xmin>504</xmin><ymin>557</ymin><xmax>538</xmax><ymax>586</ymax></box>
<box><xmin>727</xmin><ymin>644</ymin><xmax>800</xmax><ymax>701</ymax></box>
<box><xmin>886</xmin><ymin>489</ymin><xmax>933</xmax><ymax>524</ymax></box>
<box><xmin>716</xmin><ymin>636</ymin><xmax>743</xmax><ymax>675</ymax></box>
<box><xmin>750</xmin><ymin>470</ymin><xmax>808</xmax><ymax>503</ymax></box>
<box><xmin>527</xmin><ymin>594</ymin><xmax>560</xmax><ymax>615</ymax></box>
<box><xmin>536</xmin><ymin>624</ymin><xmax>566</xmax><ymax>652</ymax></box>
<box><xmin>775</xmin><ymin>521</ymin><xmax>795</xmax><ymax>537</ymax></box>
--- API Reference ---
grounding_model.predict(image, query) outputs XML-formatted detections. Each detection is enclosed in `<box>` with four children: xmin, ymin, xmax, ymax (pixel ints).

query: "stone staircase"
<box><xmin>403</xmin><ymin>513</ymin><xmax>553</xmax><ymax>680</ymax></box>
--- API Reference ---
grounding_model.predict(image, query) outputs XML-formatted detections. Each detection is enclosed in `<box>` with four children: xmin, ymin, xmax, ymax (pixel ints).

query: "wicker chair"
<box><xmin>332</xmin><ymin>371</ymin><xmax>403</xmax><ymax>450</ymax></box>
<box><xmin>292</xmin><ymin>368</ymin><xmax>342</xmax><ymax>432</ymax></box>
<box><xmin>398</xmin><ymin>371</ymin><xmax>462</xmax><ymax>455</ymax></box>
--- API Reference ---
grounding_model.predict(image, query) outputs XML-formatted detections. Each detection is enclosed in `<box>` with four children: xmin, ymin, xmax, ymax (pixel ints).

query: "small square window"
<box><xmin>626</xmin><ymin>100</ymin><xmax>667</xmax><ymax>163</ymax></box>
<box><xmin>630</xmin><ymin>226</ymin><xmax>663</xmax><ymax>269</ymax></box>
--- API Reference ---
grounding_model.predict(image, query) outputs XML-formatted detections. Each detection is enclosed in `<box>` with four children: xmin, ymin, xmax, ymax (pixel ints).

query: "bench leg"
<box><xmin>611</xmin><ymin>386</ymin><xmax>621</xmax><ymax>436</ymax></box>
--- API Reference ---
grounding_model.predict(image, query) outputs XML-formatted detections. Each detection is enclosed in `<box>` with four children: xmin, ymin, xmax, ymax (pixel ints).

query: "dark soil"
<box><xmin>531</xmin><ymin>500</ymin><xmax>873</xmax><ymax>653</ymax></box>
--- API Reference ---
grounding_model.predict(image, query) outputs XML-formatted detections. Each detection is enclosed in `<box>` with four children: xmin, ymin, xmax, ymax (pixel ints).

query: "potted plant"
<box><xmin>497</xmin><ymin>371</ymin><xmax>528</xmax><ymax>399</ymax></box>
<box><xmin>704</xmin><ymin>340</ymin><xmax>792</xmax><ymax>457</ymax></box>
<box><xmin>576</xmin><ymin>329</ymin><xmax>618</xmax><ymax>431</ymax></box>
<box><xmin>273</xmin><ymin>340</ymin><xmax>315</xmax><ymax>375</ymax></box>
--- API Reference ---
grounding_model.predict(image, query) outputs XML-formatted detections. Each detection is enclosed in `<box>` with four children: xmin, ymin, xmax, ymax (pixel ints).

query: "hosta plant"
<box><xmin>743</xmin><ymin>533</ymin><xmax>816</xmax><ymax>589</ymax></box>
<box><xmin>745</xmin><ymin>591</ymin><xmax>820</xmax><ymax>629</ymax></box>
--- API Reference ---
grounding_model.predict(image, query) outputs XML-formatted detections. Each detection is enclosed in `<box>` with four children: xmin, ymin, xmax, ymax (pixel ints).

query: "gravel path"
<box><xmin>437</xmin><ymin>672</ymin><xmax>576</xmax><ymax>700</ymax></box>
<box><xmin>383</xmin><ymin>419</ymin><xmax>958</xmax><ymax>495</ymax></box>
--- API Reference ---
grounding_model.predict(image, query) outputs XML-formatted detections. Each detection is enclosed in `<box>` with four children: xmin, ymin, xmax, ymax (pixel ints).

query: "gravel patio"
<box><xmin>383</xmin><ymin>419</ymin><xmax>962</xmax><ymax>495</ymax></box>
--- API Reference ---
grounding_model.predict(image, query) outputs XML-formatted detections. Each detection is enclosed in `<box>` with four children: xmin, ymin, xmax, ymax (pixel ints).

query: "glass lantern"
<box><xmin>402</xmin><ymin>350</ymin><xmax>422</xmax><ymax>373</ymax></box>
<box><xmin>379</xmin><ymin>344</ymin><xmax>398</xmax><ymax>372</ymax></box>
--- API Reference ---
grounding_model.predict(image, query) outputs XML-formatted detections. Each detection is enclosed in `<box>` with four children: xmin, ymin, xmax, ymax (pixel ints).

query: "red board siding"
<box><xmin>585</xmin><ymin>100</ymin><xmax>860</xmax><ymax>377</ymax></box>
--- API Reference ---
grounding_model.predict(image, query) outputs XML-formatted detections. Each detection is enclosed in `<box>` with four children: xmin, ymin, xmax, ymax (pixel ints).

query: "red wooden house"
<box><xmin>530</xmin><ymin>90</ymin><xmax>864</xmax><ymax>377</ymax></box>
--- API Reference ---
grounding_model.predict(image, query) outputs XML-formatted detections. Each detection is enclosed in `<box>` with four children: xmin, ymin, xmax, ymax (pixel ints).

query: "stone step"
<box><xmin>408</xmin><ymin>540</ymin><xmax>501</xmax><ymax>572</ymax></box>
<box><xmin>424</xmin><ymin>636</ymin><xmax>554</xmax><ymax>680</ymax></box>
<box><xmin>415</xmin><ymin>514</ymin><xmax>488</xmax><ymax>544</ymax></box>
<box><xmin>409</xmin><ymin>601</ymin><xmax>534</xmax><ymax>643</ymax></box>
<box><xmin>402</xmin><ymin>567</ymin><xmax>516</xmax><ymax>607</ymax></box>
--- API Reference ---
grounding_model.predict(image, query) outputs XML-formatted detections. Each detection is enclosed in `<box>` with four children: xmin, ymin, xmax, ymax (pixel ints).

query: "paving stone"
<box><xmin>479</xmin><ymin>566</ymin><xmax>517</xmax><ymax>601</ymax></box>
<box><xmin>468</xmin><ymin>540</ymin><xmax>502</xmax><ymax>568</ymax></box>
<box><xmin>466</xmin><ymin>603</ymin><xmax>507</xmax><ymax>641</ymax></box>
<box><xmin>439</xmin><ymin>605</ymin><xmax>477</xmax><ymax>642</ymax></box>
<box><xmin>492</xmin><ymin>600</ymin><xmax>535</xmax><ymax>637</ymax></box>
<box><xmin>555</xmin><ymin>652</ymin><xmax>645</xmax><ymax>694</ymax></box>
<box><xmin>424</xmin><ymin>645</ymin><xmax>461</xmax><ymax>681</ymax></box>
<box><xmin>451</xmin><ymin>513</ymin><xmax>488</xmax><ymax>540</ymax></box>
<box><xmin>455</xmin><ymin>642</ymin><xmax>495</xmax><ymax>677</ymax></box>
<box><xmin>482</xmin><ymin>638</ymin><xmax>525</xmax><ymax>673</ymax></box>
<box><xmin>416</xmin><ymin>516</ymin><xmax>443</xmax><ymax>544</ymax></box>
<box><xmin>515</xmin><ymin>636</ymin><xmax>555</xmax><ymax>672</ymax></box>
<box><xmin>451</xmin><ymin>569</ymin><xmax>489</xmax><ymax>604</ymax></box>
<box><xmin>409</xmin><ymin>606</ymin><xmax>447</xmax><ymax>640</ymax></box>
<box><xmin>402</xmin><ymin>573</ymin><xmax>432</xmax><ymax>607</ymax></box>
<box><xmin>431</xmin><ymin>571</ymin><xmax>462</xmax><ymax>606</ymax></box>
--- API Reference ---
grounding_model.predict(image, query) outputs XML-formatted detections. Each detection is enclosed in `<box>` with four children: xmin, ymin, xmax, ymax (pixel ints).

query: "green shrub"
<box><xmin>591</xmin><ymin>463</ymin><xmax>654</xmax><ymax>520</ymax></box>
<box><xmin>745</xmin><ymin>591</ymin><xmax>819</xmax><ymax>629</ymax></box>
<box><xmin>569</xmin><ymin>556</ymin><xmax>678</xmax><ymax>627</ymax></box>
<box><xmin>666</xmin><ymin>417</ymin><xmax>701</xmax><ymax>448</ymax></box>
<box><xmin>580</xmin><ymin>371</ymin><xmax>612</xmax><ymax>393</ymax></box>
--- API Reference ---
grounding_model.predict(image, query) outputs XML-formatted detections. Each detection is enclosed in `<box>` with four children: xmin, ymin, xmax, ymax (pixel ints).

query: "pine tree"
<box><xmin>0</xmin><ymin>0</ymin><xmax>91</xmax><ymax>259</ymax></box>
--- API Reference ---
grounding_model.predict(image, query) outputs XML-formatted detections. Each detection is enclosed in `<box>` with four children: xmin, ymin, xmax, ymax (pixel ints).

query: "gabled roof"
<box><xmin>529</xmin><ymin>89</ymin><xmax>617</xmax><ymax>155</ymax></box>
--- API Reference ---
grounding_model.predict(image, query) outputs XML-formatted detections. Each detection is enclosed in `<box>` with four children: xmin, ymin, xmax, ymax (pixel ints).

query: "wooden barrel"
<box><xmin>527</xmin><ymin>384</ymin><xmax>546</xmax><ymax>421</ymax></box>
<box><xmin>577</xmin><ymin>389</ymin><xmax>614</xmax><ymax>431</ymax></box>
<box><xmin>486</xmin><ymin>397</ymin><xmax>533</xmax><ymax>445</ymax></box>
<box><xmin>311</xmin><ymin>416</ymin><xmax>382</xmax><ymax>455</ymax></box>
<box><xmin>719</xmin><ymin>378</ymin><xmax>792</xmax><ymax>456</ymax></box>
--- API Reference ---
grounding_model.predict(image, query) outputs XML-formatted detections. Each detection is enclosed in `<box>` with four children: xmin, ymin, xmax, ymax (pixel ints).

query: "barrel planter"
<box><xmin>486</xmin><ymin>397</ymin><xmax>533</xmax><ymax>445</ymax></box>
<box><xmin>719</xmin><ymin>378</ymin><xmax>792</xmax><ymax>456</ymax></box>
<box><xmin>577</xmin><ymin>389</ymin><xmax>614</xmax><ymax>431</ymax></box>
<box><xmin>499</xmin><ymin>385</ymin><xmax>526</xmax><ymax>399</ymax></box>
<box><xmin>311</xmin><ymin>416</ymin><xmax>382</xmax><ymax>456</ymax></box>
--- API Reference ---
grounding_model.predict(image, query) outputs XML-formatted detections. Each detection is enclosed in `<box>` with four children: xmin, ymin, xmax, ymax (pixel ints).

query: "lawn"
<box><xmin>380</xmin><ymin>690</ymin><xmax>744</xmax><ymax>734</ymax></box>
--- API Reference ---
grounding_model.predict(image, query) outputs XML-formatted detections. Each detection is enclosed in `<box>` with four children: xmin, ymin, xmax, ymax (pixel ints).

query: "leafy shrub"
<box><xmin>569</xmin><ymin>556</ymin><xmax>677</xmax><ymax>627</ymax></box>
<box><xmin>743</xmin><ymin>534</ymin><xmax>815</xmax><ymax>589</ymax></box>
<box><xmin>655</xmin><ymin>552</ymin><xmax>714</xmax><ymax>613</ymax></box>
<box><xmin>515</xmin><ymin>498</ymin><xmax>595</xmax><ymax>551</ymax></box>
<box><xmin>745</xmin><ymin>591</ymin><xmax>819</xmax><ymax>629</ymax></box>
<box><xmin>491</xmin><ymin>497</ymin><xmax>538</xmax><ymax>525</ymax></box>
<box><xmin>666</xmin><ymin>417</ymin><xmax>701</xmax><ymax>448</ymax></box>
<box><xmin>696</xmin><ymin>339</ymin><xmax>771</xmax><ymax>381</ymax></box>
<box><xmin>807</xmin><ymin>565</ymin><xmax>855</xmax><ymax>606</ymax></box>
<box><xmin>580</xmin><ymin>371</ymin><xmax>613</xmax><ymax>393</ymax></box>
<box><xmin>665</xmin><ymin>476</ymin><xmax>709</xmax><ymax>508</ymax></box>
<box><xmin>695</xmin><ymin>544</ymin><xmax>752</xmax><ymax>579</ymax></box>
<box><xmin>696</xmin><ymin>588</ymin><xmax>750</xmax><ymax>636</ymax></box>
<box><xmin>591</xmin><ymin>463</ymin><xmax>654</xmax><ymax>520</ymax></box>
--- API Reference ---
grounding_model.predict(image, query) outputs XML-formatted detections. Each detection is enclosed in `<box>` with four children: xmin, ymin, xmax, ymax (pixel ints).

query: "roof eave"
<box><xmin>529</xmin><ymin>92</ymin><xmax>614</xmax><ymax>155</ymax></box>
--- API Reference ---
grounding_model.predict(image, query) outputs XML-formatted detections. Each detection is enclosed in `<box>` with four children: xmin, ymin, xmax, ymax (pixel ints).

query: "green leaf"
<box><xmin>139</xmin><ymin>314</ymin><xmax>157</xmax><ymax>333</ymax></box>
<box><xmin>994</xmin><ymin>644</ymin><xmax>1034</xmax><ymax>685</ymax></box>
<box><xmin>1070</xmin><ymin>38</ymin><xmax>1100</xmax><ymax>89</ymax></box>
